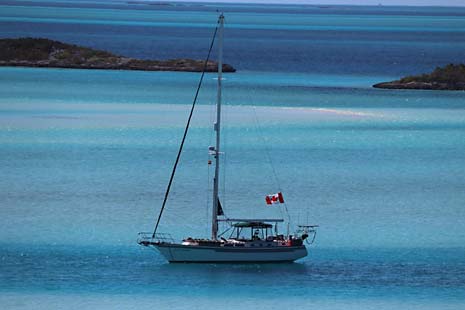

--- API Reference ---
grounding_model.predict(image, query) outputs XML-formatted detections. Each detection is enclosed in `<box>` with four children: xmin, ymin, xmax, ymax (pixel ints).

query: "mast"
<box><xmin>211</xmin><ymin>14</ymin><xmax>224</xmax><ymax>240</ymax></box>
<box><xmin>150</xmin><ymin>16</ymin><xmax>221</xmax><ymax>240</ymax></box>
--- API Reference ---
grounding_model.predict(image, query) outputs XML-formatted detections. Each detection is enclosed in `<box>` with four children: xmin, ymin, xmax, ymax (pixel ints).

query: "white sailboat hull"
<box><xmin>153</xmin><ymin>243</ymin><xmax>308</xmax><ymax>263</ymax></box>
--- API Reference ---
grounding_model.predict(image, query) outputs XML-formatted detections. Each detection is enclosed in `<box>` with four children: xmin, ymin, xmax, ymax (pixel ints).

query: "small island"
<box><xmin>373</xmin><ymin>64</ymin><xmax>465</xmax><ymax>91</ymax></box>
<box><xmin>0</xmin><ymin>37</ymin><xmax>236</xmax><ymax>73</ymax></box>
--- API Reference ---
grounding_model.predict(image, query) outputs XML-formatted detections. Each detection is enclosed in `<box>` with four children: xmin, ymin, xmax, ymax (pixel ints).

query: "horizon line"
<box><xmin>131</xmin><ymin>0</ymin><xmax>465</xmax><ymax>8</ymax></box>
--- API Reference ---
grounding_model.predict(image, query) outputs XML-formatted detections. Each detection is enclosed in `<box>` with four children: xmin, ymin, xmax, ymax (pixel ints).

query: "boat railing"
<box><xmin>297</xmin><ymin>225</ymin><xmax>318</xmax><ymax>245</ymax></box>
<box><xmin>137</xmin><ymin>232</ymin><xmax>175</xmax><ymax>245</ymax></box>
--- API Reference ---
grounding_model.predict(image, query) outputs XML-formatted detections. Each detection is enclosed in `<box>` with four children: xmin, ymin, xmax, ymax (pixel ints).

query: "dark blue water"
<box><xmin>1</xmin><ymin>1</ymin><xmax>465</xmax><ymax>75</ymax></box>
<box><xmin>2</xmin><ymin>244</ymin><xmax>464</xmax><ymax>300</ymax></box>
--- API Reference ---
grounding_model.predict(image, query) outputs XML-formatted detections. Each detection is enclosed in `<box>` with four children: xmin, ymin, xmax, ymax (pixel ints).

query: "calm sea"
<box><xmin>1</xmin><ymin>1</ymin><xmax>465</xmax><ymax>309</ymax></box>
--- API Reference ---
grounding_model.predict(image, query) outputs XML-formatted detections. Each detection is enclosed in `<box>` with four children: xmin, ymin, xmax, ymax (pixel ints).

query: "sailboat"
<box><xmin>138</xmin><ymin>14</ymin><xmax>317</xmax><ymax>263</ymax></box>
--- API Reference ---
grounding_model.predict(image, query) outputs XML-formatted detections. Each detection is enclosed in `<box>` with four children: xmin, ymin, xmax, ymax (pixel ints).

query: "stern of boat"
<box><xmin>137</xmin><ymin>232</ymin><xmax>175</xmax><ymax>246</ymax></box>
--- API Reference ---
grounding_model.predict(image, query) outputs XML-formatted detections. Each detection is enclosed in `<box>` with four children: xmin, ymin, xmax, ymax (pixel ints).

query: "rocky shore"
<box><xmin>0</xmin><ymin>38</ymin><xmax>236</xmax><ymax>73</ymax></box>
<box><xmin>373</xmin><ymin>64</ymin><xmax>465</xmax><ymax>91</ymax></box>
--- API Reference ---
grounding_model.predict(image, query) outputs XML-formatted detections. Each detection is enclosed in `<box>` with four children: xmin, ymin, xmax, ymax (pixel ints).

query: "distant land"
<box><xmin>373</xmin><ymin>64</ymin><xmax>465</xmax><ymax>91</ymax></box>
<box><xmin>0</xmin><ymin>38</ymin><xmax>236</xmax><ymax>73</ymax></box>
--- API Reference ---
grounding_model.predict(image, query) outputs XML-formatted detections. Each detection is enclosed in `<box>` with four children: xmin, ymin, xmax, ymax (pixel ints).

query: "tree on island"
<box><xmin>0</xmin><ymin>37</ymin><xmax>236</xmax><ymax>73</ymax></box>
<box><xmin>374</xmin><ymin>63</ymin><xmax>465</xmax><ymax>91</ymax></box>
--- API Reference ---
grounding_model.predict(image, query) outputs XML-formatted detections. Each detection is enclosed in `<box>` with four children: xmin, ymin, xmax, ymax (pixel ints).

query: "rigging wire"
<box><xmin>221</xmin><ymin>83</ymin><xmax>228</xmax><ymax>222</ymax></box>
<box><xmin>152</xmin><ymin>20</ymin><xmax>220</xmax><ymax>238</ymax></box>
<box><xmin>206</xmin><ymin>143</ymin><xmax>212</xmax><ymax>237</ymax></box>
<box><xmin>251</xmin><ymin>106</ymin><xmax>292</xmax><ymax>226</ymax></box>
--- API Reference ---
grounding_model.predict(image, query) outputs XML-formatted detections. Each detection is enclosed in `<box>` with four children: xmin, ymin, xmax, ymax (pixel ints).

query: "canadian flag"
<box><xmin>265</xmin><ymin>192</ymin><xmax>284</xmax><ymax>205</ymax></box>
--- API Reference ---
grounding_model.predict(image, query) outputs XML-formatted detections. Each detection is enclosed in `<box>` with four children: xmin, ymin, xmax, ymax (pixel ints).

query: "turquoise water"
<box><xmin>1</xmin><ymin>1</ymin><xmax>465</xmax><ymax>309</ymax></box>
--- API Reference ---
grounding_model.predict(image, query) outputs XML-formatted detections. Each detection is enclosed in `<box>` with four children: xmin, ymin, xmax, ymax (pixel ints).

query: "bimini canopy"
<box><xmin>232</xmin><ymin>222</ymin><xmax>273</xmax><ymax>229</ymax></box>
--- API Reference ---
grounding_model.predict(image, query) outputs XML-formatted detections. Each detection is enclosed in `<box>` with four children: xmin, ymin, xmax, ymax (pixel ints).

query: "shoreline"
<box><xmin>0</xmin><ymin>61</ymin><xmax>236</xmax><ymax>73</ymax></box>
<box><xmin>373</xmin><ymin>81</ymin><xmax>465</xmax><ymax>91</ymax></box>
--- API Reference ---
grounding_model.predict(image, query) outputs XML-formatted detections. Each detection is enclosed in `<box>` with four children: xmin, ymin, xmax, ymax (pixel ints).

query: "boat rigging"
<box><xmin>138</xmin><ymin>14</ymin><xmax>317</xmax><ymax>263</ymax></box>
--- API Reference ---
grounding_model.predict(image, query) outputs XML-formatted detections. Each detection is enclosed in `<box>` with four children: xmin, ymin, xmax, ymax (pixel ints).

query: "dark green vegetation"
<box><xmin>0</xmin><ymin>38</ymin><xmax>236</xmax><ymax>72</ymax></box>
<box><xmin>373</xmin><ymin>64</ymin><xmax>465</xmax><ymax>90</ymax></box>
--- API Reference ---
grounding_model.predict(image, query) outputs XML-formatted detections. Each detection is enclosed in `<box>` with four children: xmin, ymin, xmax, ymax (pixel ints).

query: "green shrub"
<box><xmin>399</xmin><ymin>64</ymin><xmax>465</xmax><ymax>84</ymax></box>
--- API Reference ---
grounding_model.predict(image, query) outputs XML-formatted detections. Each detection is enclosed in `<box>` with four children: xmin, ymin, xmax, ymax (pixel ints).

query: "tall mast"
<box><xmin>212</xmin><ymin>14</ymin><xmax>224</xmax><ymax>240</ymax></box>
